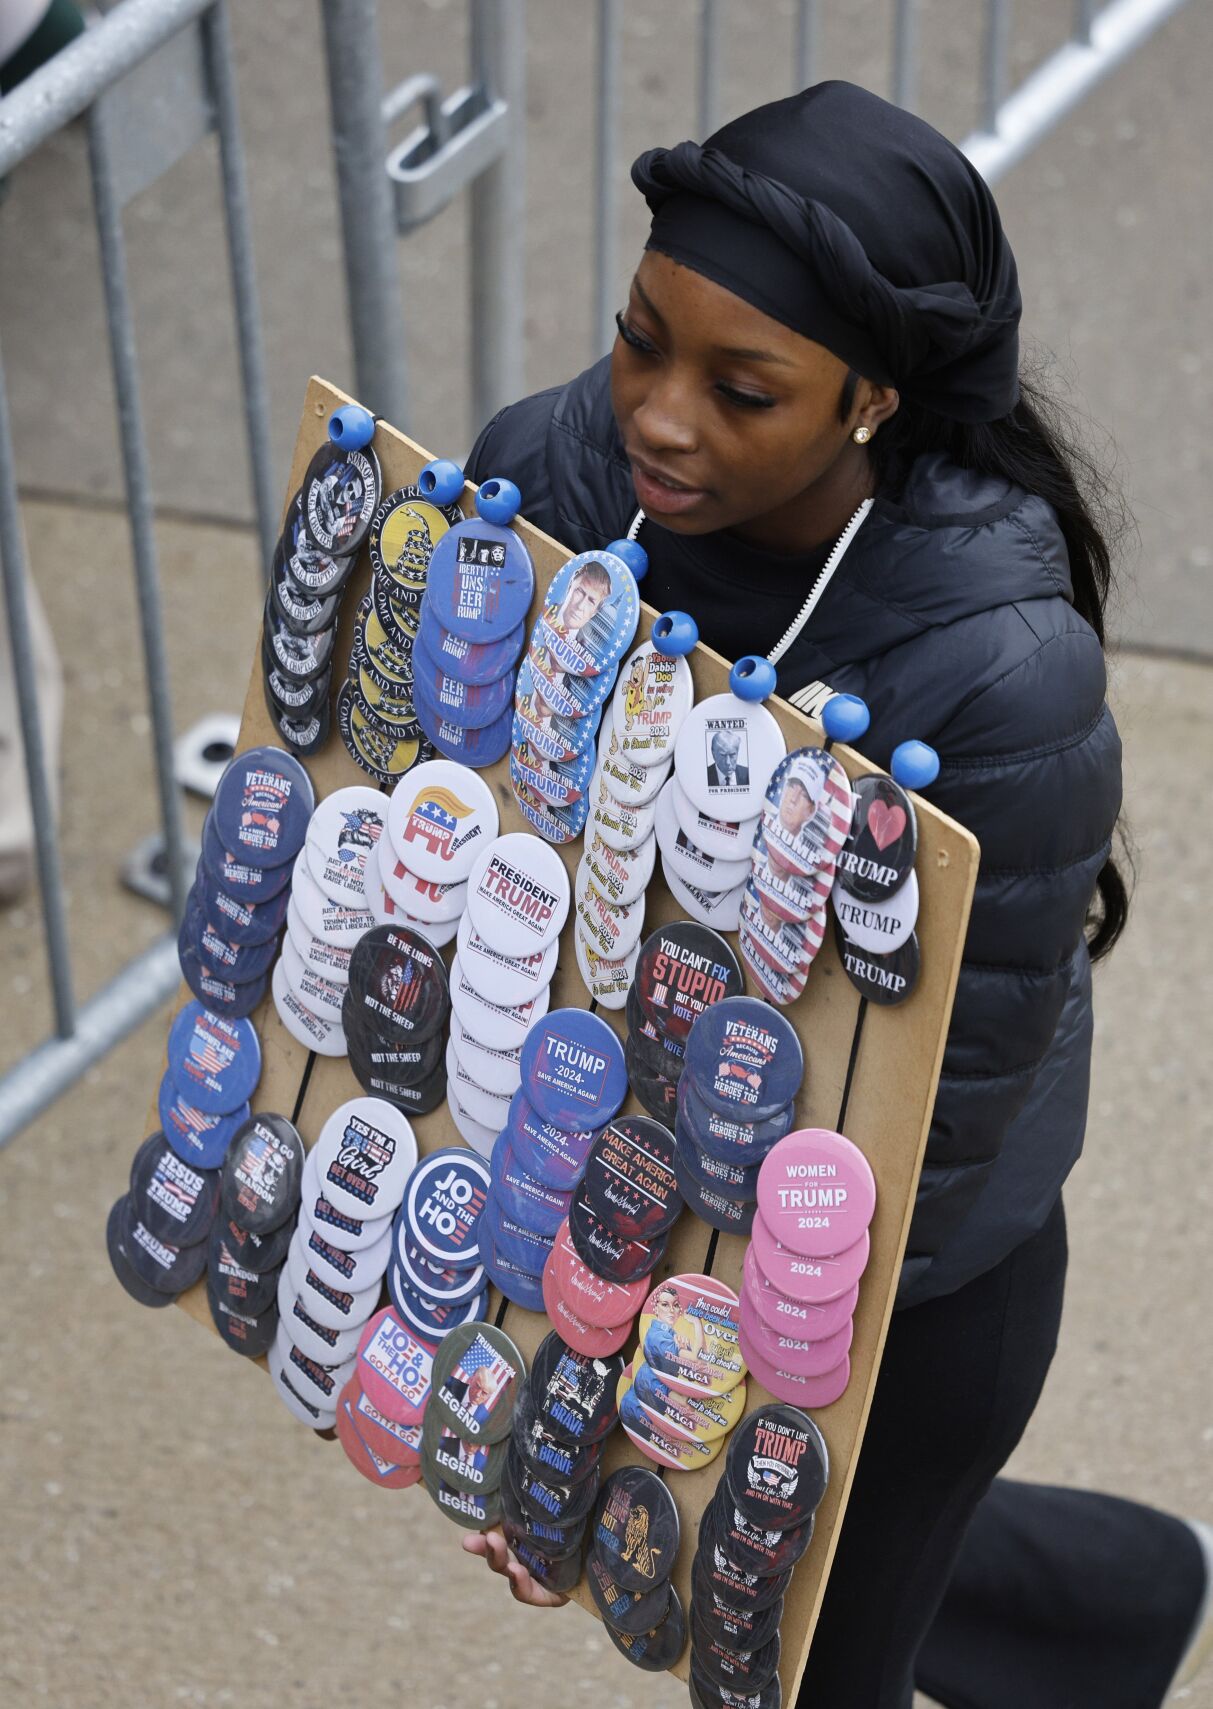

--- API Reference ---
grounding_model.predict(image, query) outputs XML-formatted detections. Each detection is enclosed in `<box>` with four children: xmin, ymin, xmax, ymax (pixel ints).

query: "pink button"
<box><xmin>756</xmin><ymin>1128</ymin><xmax>876</xmax><ymax>1257</ymax></box>
<box><xmin>336</xmin><ymin>1380</ymin><xmax>423</xmax><ymax>1488</ymax></box>
<box><xmin>547</xmin><ymin>1219</ymin><xmax>647</xmax><ymax>1330</ymax></box>
<box><xmin>540</xmin><ymin>1257</ymin><xmax>634</xmax><ymax>1358</ymax></box>
<box><xmin>750</xmin><ymin>1208</ymin><xmax>870</xmax><ymax>1302</ymax></box>
<box><xmin>355</xmin><ymin>1307</ymin><xmax>434</xmax><ymax>1425</ymax></box>
<box><xmin>743</xmin><ymin>1244</ymin><xmax>858</xmax><ymax>1340</ymax></box>
<box><xmin>738</xmin><ymin>1284</ymin><xmax>853</xmax><ymax>1377</ymax></box>
<box><xmin>738</xmin><ymin>1328</ymin><xmax>851</xmax><ymax>1409</ymax></box>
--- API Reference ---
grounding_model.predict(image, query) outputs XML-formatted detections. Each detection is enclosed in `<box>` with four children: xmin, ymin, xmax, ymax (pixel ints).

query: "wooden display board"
<box><xmin>154</xmin><ymin>377</ymin><xmax>979</xmax><ymax>1702</ymax></box>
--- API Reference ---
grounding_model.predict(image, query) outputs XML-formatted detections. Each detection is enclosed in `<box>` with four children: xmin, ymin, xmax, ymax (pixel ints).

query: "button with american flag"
<box><xmin>429</xmin><ymin>1320</ymin><xmax>526</xmax><ymax>1445</ymax></box>
<box><xmin>385</xmin><ymin>757</ymin><xmax>499</xmax><ymax>886</ymax></box>
<box><xmin>165</xmin><ymin>1000</ymin><xmax>262</xmax><ymax>1117</ymax></box>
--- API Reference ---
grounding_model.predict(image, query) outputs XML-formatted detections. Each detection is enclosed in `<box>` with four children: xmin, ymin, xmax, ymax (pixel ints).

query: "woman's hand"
<box><xmin>462</xmin><ymin>1527</ymin><xmax>571</xmax><ymax>1608</ymax></box>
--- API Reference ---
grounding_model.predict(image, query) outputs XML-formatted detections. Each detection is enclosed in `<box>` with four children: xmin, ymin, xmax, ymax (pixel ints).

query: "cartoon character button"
<box><xmin>533</xmin><ymin>547</ymin><xmax>642</xmax><ymax>680</ymax></box>
<box><xmin>384</xmin><ymin>757</ymin><xmax>499</xmax><ymax>887</ymax></box>
<box><xmin>596</xmin><ymin>703</ymin><xmax>671</xmax><ymax>808</ymax></box>
<box><xmin>212</xmin><ymin>744</ymin><xmax>314</xmax><ymax>870</ymax></box>
<box><xmin>632</xmin><ymin>1355</ymin><xmax>747</xmax><ymax>1445</ymax></box>
<box><xmin>616</xmin><ymin>1363</ymin><xmax>724</xmax><ymax>1474</ymax></box>
<box><xmin>425</xmin><ymin>475</ymin><xmax>535</xmax><ymax>643</ymax></box>
<box><xmin>611</xmin><ymin>610</ymin><xmax>698</xmax><ymax>767</ymax></box>
<box><xmin>303</xmin><ymin>786</ymin><xmax>386</xmax><ymax>908</ymax></box>
<box><xmin>429</xmin><ymin>1320</ymin><xmax>526</xmax><ymax>1444</ymax></box>
<box><xmin>369</xmin><ymin>484</ymin><xmax>463</xmax><ymax>593</ymax></box>
<box><xmin>574</xmin><ymin>927</ymin><xmax>639</xmax><ymax>1011</ymax></box>
<box><xmin>673</xmin><ymin>656</ymin><xmax>787</xmax><ymax>822</ymax></box>
<box><xmin>637</xmin><ymin>1273</ymin><xmax>746</xmax><ymax>1399</ymax></box>
<box><xmin>588</xmin><ymin>760</ymin><xmax>659</xmax><ymax>853</ymax></box>
<box><xmin>574</xmin><ymin>859</ymin><xmax>647</xmax><ymax>964</ymax></box>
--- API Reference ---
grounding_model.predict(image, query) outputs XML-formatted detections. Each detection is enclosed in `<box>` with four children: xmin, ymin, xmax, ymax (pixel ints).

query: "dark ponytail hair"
<box><xmin>844</xmin><ymin>367</ymin><xmax>1132</xmax><ymax>960</ymax></box>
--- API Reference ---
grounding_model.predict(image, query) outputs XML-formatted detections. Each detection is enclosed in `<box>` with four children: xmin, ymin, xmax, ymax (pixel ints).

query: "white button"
<box><xmin>831</xmin><ymin>868</ymin><xmax>919</xmax><ymax>953</ymax></box>
<box><xmin>574</xmin><ymin>857</ymin><xmax>646</xmax><ymax>961</ymax></box>
<box><xmin>581</xmin><ymin>828</ymin><xmax>656</xmax><ymax>908</ymax></box>
<box><xmin>465</xmin><ymin>832</ymin><xmax>570</xmax><ymax>958</ymax></box>
<box><xmin>271</xmin><ymin>958</ymin><xmax>347</xmax><ymax>1056</ymax></box>
<box><xmin>386</xmin><ymin>759</ymin><xmax>499</xmax><ymax>885</ymax></box>
<box><xmin>286</xmin><ymin>894</ymin><xmax>352</xmax><ymax>985</ymax></box>
<box><xmin>663</xmin><ymin>862</ymin><xmax>746</xmax><ymax>932</ymax></box>
<box><xmin>574</xmin><ymin>926</ymin><xmax>639</xmax><ymax>1010</ymax></box>
<box><xmin>294</xmin><ymin>846</ymin><xmax>375</xmax><ymax>947</ymax></box>
<box><xmin>311</xmin><ymin>1096</ymin><xmax>419</xmax><ymax>1221</ymax></box>
<box><xmin>612</xmin><ymin>640</ymin><xmax>694</xmax><ymax>768</ymax></box>
<box><xmin>377</xmin><ymin>830</ymin><xmax>469</xmax><ymax>923</ymax></box>
<box><xmin>654</xmin><ymin>777</ymin><xmax>752</xmax><ymax>895</ymax></box>
<box><xmin>280</xmin><ymin>933</ymin><xmax>346</xmax><ymax>1023</ymax></box>
<box><xmin>596</xmin><ymin>704</ymin><xmax>671</xmax><ymax>807</ymax></box>
<box><xmin>448</xmin><ymin>1009</ymin><xmax>523</xmax><ymax>1100</ymax></box>
<box><xmin>587</xmin><ymin>763</ymin><xmax>659</xmax><ymax>852</ymax></box>
<box><xmin>304</xmin><ymin>787</ymin><xmax>389</xmax><ymax>908</ymax></box>
<box><xmin>449</xmin><ymin>954</ymin><xmax>551</xmax><ymax>1052</ymax></box>
<box><xmin>670</xmin><ymin>775</ymin><xmax>760</xmax><ymax>863</ymax></box>
<box><xmin>454</xmin><ymin>909</ymin><xmax>558</xmax><ymax>1008</ymax></box>
<box><xmin>674</xmin><ymin>692</ymin><xmax>787</xmax><ymax>821</ymax></box>
<box><xmin>444</xmin><ymin>1038</ymin><xmax>513</xmax><ymax>1134</ymax></box>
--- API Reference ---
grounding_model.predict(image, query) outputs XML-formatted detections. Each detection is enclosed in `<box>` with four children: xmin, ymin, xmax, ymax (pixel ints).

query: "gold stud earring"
<box><xmin>852</xmin><ymin>425</ymin><xmax>872</xmax><ymax>445</ymax></box>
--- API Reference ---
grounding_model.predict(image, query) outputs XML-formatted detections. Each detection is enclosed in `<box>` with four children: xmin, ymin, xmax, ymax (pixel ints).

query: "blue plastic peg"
<box><xmin>651</xmin><ymin>609</ymin><xmax>698</xmax><ymax>658</ymax></box>
<box><xmin>606</xmin><ymin>538</ymin><xmax>649</xmax><ymax>582</ymax></box>
<box><xmin>821</xmin><ymin>693</ymin><xmax>871</xmax><ymax>746</ymax></box>
<box><xmin>729</xmin><ymin>654</ymin><xmax>778</xmax><ymax>703</ymax></box>
<box><xmin>891</xmin><ymin>739</ymin><xmax>940</xmax><ymax>791</ymax></box>
<box><xmin>328</xmin><ymin>403</ymin><xmax>375</xmax><ymax>450</ymax></box>
<box><xmin>475</xmin><ymin>477</ymin><xmax>522</xmax><ymax>526</ymax></box>
<box><xmin>418</xmin><ymin>458</ymin><xmax>465</xmax><ymax>506</ymax></box>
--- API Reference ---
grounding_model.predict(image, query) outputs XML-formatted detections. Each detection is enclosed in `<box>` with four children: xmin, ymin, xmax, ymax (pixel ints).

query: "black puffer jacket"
<box><xmin>468</xmin><ymin>358</ymin><xmax>1122</xmax><ymax>1308</ymax></box>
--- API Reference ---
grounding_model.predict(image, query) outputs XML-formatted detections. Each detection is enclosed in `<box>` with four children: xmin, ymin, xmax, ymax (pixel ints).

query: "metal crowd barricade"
<box><xmin>0</xmin><ymin>0</ymin><xmax>1192</xmax><ymax>1148</ymax></box>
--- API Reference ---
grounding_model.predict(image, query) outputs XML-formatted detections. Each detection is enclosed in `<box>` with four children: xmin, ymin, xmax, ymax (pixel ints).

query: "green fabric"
<box><xmin>1</xmin><ymin>0</ymin><xmax>85</xmax><ymax>97</ymax></box>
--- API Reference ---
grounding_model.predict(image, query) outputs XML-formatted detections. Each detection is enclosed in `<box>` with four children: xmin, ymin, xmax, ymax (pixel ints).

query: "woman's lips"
<box><xmin>628</xmin><ymin>457</ymin><xmax>709</xmax><ymax>517</ymax></box>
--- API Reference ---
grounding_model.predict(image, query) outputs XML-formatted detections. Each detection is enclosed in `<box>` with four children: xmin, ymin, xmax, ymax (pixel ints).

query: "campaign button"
<box><xmin>597</xmin><ymin>704</ymin><xmax>671</xmax><ymax>807</ymax></box>
<box><xmin>519</xmin><ymin>1008</ymin><xmax>627</xmax><ymax>1132</ymax></box>
<box><xmin>528</xmin><ymin>1331</ymin><xmax>625</xmax><ymax>1447</ymax></box>
<box><xmin>750</xmin><ymin>1210</ymin><xmax>870</xmax><ymax>1304</ymax></box>
<box><xmin>219</xmin><ymin>1112</ymin><xmax>303</xmax><ymax>1233</ymax></box>
<box><xmin>546</xmin><ymin>1219</ymin><xmax>645</xmax><ymax>1328</ymax></box>
<box><xmin>582</xmin><ymin>828</ymin><xmax>656</xmax><ymax>910</ymax></box>
<box><xmin>505</xmin><ymin>1440</ymin><xmax>601</xmax><ymax>1528</ymax></box>
<box><xmin>612</xmin><ymin>637</ymin><xmax>695</xmax><ymax>769</ymax></box>
<box><xmin>446</xmin><ymin>1083</ymin><xmax>500</xmax><ymax>1160</ymax></box>
<box><xmin>510</xmin><ymin>767</ymin><xmax>593</xmax><ymax>845</ymax></box>
<box><xmin>444</xmin><ymin>1040</ymin><xmax>513</xmax><ymax>1133</ymax></box>
<box><xmin>624</xmin><ymin>1035</ymin><xmax>681</xmax><ymax>1127</ymax></box>
<box><xmin>271</xmin><ymin>544</ymin><xmax>340</xmax><ymax>635</ymax></box>
<box><xmin>418</xmin><ymin>599</ymin><xmax>524</xmax><ymax>685</ymax></box>
<box><xmin>479</xmin><ymin>1219</ymin><xmax>547</xmax><ymax>1312</ymax></box>
<box><xmin>691</xmin><ymin>1608</ymin><xmax>779</xmax><ymax>1695</ymax></box>
<box><xmin>581</xmin><ymin>1116</ymin><xmax>681</xmax><ymax>1241</ymax></box>
<box><xmin>833</xmin><ymin>916</ymin><xmax>920</xmax><ymax>1006</ymax></box>
<box><xmin>178</xmin><ymin>945</ymin><xmax>267</xmax><ymax>1021</ymax></box>
<box><xmin>347</xmin><ymin>923</ymin><xmax>450</xmax><ymax>1046</ymax></box>
<box><xmin>738</xmin><ymin>925</ymin><xmax>812</xmax><ymax>1010</ymax></box>
<box><xmin>190</xmin><ymin>908</ymin><xmax>279</xmax><ymax>985</ymax></box>
<box><xmin>524</xmin><ymin>639</ymin><xmax>615</xmax><ymax>723</ymax></box>
<box><xmin>504</xmin><ymin>1091</ymin><xmax>594</xmax><ymax>1193</ymax></box>
<box><xmin>588</xmin><ymin>762</ymin><xmax>658</xmax><ymax>852</ymax></box>
<box><xmin>369</xmin><ymin>484</ymin><xmax>461</xmax><ymax>589</ymax></box>
<box><xmin>449</xmin><ymin>1011</ymin><xmax>522</xmax><ymax>1100</ymax></box>
<box><xmin>271</xmin><ymin>958</ymin><xmax>347</xmax><ymax>1057</ymax></box>
<box><xmin>632</xmin><ymin>1356</ymin><xmax>746</xmax><ymax>1446</ymax></box>
<box><xmin>414</xmin><ymin>682</ymin><xmax>514</xmax><ymax>768</ymax></box>
<box><xmin>534</xmin><ymin>548</ymin><xmax>640</xmax><ymax>678</ymax></box>
<box><xmin>450</xmin><ymin>957</ymin><xmax>549</xmax><ymax>1055</ymax></box>
<box><xmin>683</xmin><ymin>996</ymin><xmax>804</xmax><ymax>1121</ymax></box>
<box><xmin>202</xmin><ymin>814</ymin><xmax>294</xmax><ymax>902</ymax></box>
<box><xmin>625</xmin><ymin>985</ymin><xmax>686</xmax><ymax>1073</ymax></box>
<box><xmin>568</xmin><ymin>1188</ymin><xmax>668</xmax><ymax>1285</ymax></box>
<box><xmin>311</xmin><ymin>1097</ymin><xmax>418</xmax><ymax>1222</ymax></box>
<box><xmin>454</xmin><ymin>910</ymin><xmax>557</xmax><ymax>1009</ymax></box>
<box><xmin>511</xmin><ymin>1387</ymin><xmax>605</xmax><ymax>1487</ymax></box>
<box><xmin>511</xmin><ymin>732</ymin><xmax>596</xmax><ymax>812</ymax></box>
<box><xmin>338</xmin><ymin>681</ymin><xmax>430</xmax><ymax>784</ymax></box>
<box><xmin>385</xmin><ymin>759</ymin><xmax>498</xmax><ymax>886</ymax></box>
<box><xmin>394</xmin><ymin>1223</ymin><xmax>487</xmax><ymax>1304</ymax></box>
<box><xmin>742</xmin><ymin>1242</ymin><xmax>858</xmax><ymax>1342</ymax></box>
<box><xmin>493</xmin><ymin>1140</ymin><xmax>572</xmax><ymax>1238</ymax></box>
<box><xmin>761</xmin><ymin>746</ymin><xmax>853</xmax><ymax>880</ymax></box>
<box><xmin>166</xmin><ymin>1001</ymin><xmax>261</xmax><ymax>1116</ymax></box>
<box><xmin>342</xmin><ymin>995</ymin><xmax>445</xmax><ymax>1079</ymax></box>
<box><xmin>411</xmin><ymin>629</ymin><xmax>516</xmax><ymax>729</ymax></box>
<box><xmin>401</xmin><ymin>1146</ymin><xmax>491</xmax><ymax>1268</ymax></box>
<box><xmin>696</xmin><ymin>1535</ymin><xmax>793</xmax><ymax>1617</ymax></box>
<box><xmin>355</xmin><ymin>593</ymin><xmax>414</xmax><ymax>685</ymax></box>
<box><xmin>363</xmin><ymin>860</ymin><xmax>457</xmax><ymax>946</ymax></box>
<box><xmin>603</xmin><ymin>1585</ymin><xmax>687</xmax><ymax>1672</ymax></box>
<box><xmin>738</xmin><ymin>1283</ymin><xmax>853</xmax><ymax>1379</ymax></box>
<box><xmin>513</xmin><ymin>664</ymin><xmax>596</xmax><ymax>768</ymax></box>
<box><xmin>304</xmin><ymin>787</ymin><xmax>387</xmax><ymax>908</ymax></box>
<box><xmin>207</xmin><ymin>1281</ymin><xmax>278</xmax><ymax>1357</ymax></box>
<box><xmin>705</xmin><ymin>1482</ymin><xmax>814</xmax><ymax>1579</ymax></box>
<box><xmin>387</xmin><ymin>1261</ymin><xmax>487</xmax><ymax>1344</ymax></box>
<box><xmin>157</xmin><ymin>1077</ymin><xmax>249</xmax><ymax>1171</ymax></box>
<box><xmin>832</xmin><ymin>867</ymin><xmax>919</xmax><ymax>955</ymax></box>
<box><xmin>350</xmin><ymin>1042</ymin><xmax>447</xmax><ymax>1122</ymax></box>
<box><xmin>664</xmin><ymin>863</ymin><xmax>747</xmax><ymax>933</ymax></box>
<box><xmin>343</xmin><ymin>1378</ymin><xmax>424</xmax><ymax>1468</ymax></box>
<box><xmin>591</xmin><ymin>1465</ymin><xmax>679</xmax><ymax>1593</ymax></box>
<box><xmin>216</xmin><ymin>1207</ymin><xmax>293</xmax><ymax>1274</ymax></box>
<box><xmin>422</xmin><ymin>1405</ymin><xmax>507</xmax><ymax>1497</ymax></box>
<box><xmin>540</xmin><ymin>1258</ymin><xmax>634</xmax><ymax>1358</ymax></box>
<box><xmin>128</xmin><ymin>1134</ymin><xmax>219</xmax><ymax>1249</ymax></box>
<box><xmin>423</xmin><ymin>1461</ymin><xmax>503</xmax><ymax>1529</ymax></box>
<box><xmin>286</xmin><ymin>1234</ymin><xmax>381</xmax><ymax>1331</ymax></box>
<box><xmin>207</xmin><ymin>1227</ymin><xmax>278</xmax><ymax>1316</ymax></box>
<box><xmin>482</xmin><ymin>1187</ymin><xmax>554</xmax><ymax>1278</ymax></box>
<box><xmin>275</xmin><ymin>492</ymin><xmax>350</xmax><ymax>598</ymax></box>
<box><xmin>293</xmin><ymin>847</ymin><xmax>375</xmax><ymax>947</ymax></box>
<box><xmin>500</xmin><ymin>1463</ymin><xmax>586</xmax><ymax>1556</ymax></box>
<box><xmin>193</xmin><ymin>861</ymin><xmax>290</xmax><ymax>947</ymax></box>
<box><xmin>302</xmin><ymin>437</ymin><xmax>381</xmax><ymax>557</ymax></box>
<box><xmin>273</xmin><ymin>1318</ymin><xmax>358</xmax><ymax>1415</ymax></box>
<box><xmin>670</xmin><ymin>775</ymin><xmax>760</xmax><ymax>865</ymax></box>
<box><xmin>429</xmin><ymin>1320</ymin><xmax>525</xmax><ymax>1444</ymax></box>
<box><xmin>750</xmin><ymin>829</ymin><xmax>831</xmax><ymax>923</ymax></box>
<box><xmin>285</xmin><ymin>896</ymin><xmax>352</xmax><ymax>985</ymax></box>
<box><xmin>674</xmin><ymin>690</ymin><xmax>787</xmax><ymax>822</ymax></box>
<box><xmin>276</xmin><ymin>1269</ymin><xmax>365</xmax><ymax>1366</ymax></box>
<box><xmin>504</xmin><ymin>1530</ymin><xmax>586</xmax><ymax>1595</ymax></box>
<box><xmin>337</xmin><ymin>1388</ymin><xmax>423</xmax><ymax>1489</ymax></box>
<box><xmin>756</xmin><ymin>1128</ymin><xmax>875</xmax><ymax>1258</ymax></box>
<box><xmin>263</xmin><ymin>597</ymin><xmax>337</xmax><ymax>684</ymax></box>
<box><xmin>356</xmin><ymin>1306</ymin><xmax>433</xmax><ymax>1424</ymax></box>
<box><xmin>371</xmin><ymin>566</ymin><xmax>422</xmax><ymax>645</ymax></box>
<box><xmin>465</xmin><ymin>832</ymin><xmax>570</xmax><ymax>958</ymax></box>
<box><xmin>634</xmin><ymin>921</ymin><xmax>744</xmax><ymax>1045</ymax></box>
<box><xmin>637</xmin><ymin>1274</ymin><xmax>744</xmax><ymax>1400</ymax></box>
<box><xmin>674</xmin><ymin>1122</ymin><xmax>760</xmax><ymax>1204</ymax></box>
<box><xmin>574</xmin><ymin>864</ymin><xmax>646</xmax><ymax>964</ymax></box>
<box><xmin>376</xmin><ymin>834</ymin><xmax>468</xmax><ymax>924</ymax></box>
<box><xmin>724</xmin><ymin>1402</ymin><xmax>828</xmax><ymax>1532</ymax></box>
<box><xmin>690</xmin><ymin>1555</ymin><xmax>784</xmax><ymax>1653</ymax></box>
<box><xmin>425</xmin><ymin>511</ymin><xmax>535</xmax><ymax>642</ymax></box>
<box><xmin>298</xmin><ymin>1205</ymin><xmax>394</xmax><ymax>1295</ymax></box>
<box><xmin>738</xmin><ymin>1328</ymin><xmax>851</xmax><ymax>1410</ymax></box>
<box><xmin>586</xmin><ymin>1551</ymin><xmax>673</xmax><ymax>1637</ymax></box>
<box><xmin>280</xmin><ymin>935</ymin><xmax>345</xmax><ymax>1024</ymax></box>
<box><xmin>836</xmin><ymin>772</ymin><xmax>917</xmax><ymax>902</ymax></box>
<box><xmin>655</xmin><ymin>778</ymin><xmax>751</xmax><ymax>896</ymax></box>
<box><xmin>673</xmin><ymin>1150</ymin><xmax>756</xmax><ymax>1236</ymax></box>
<box><xmin>574</xmin><ymin>927</ymin><xmax>638</xmax><ymax>1011</ymax></box>
<box><xmin>267</xmin><ymin>1334</ymin><xmax>339</xmax><ymax>1430</ymax></box>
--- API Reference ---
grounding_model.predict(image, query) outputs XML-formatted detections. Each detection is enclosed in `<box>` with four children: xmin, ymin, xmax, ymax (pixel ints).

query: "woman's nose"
<box><xmin>631</xmin><ymin>373</ymin><xmax>700</xmax><ymax>456</ymax></box>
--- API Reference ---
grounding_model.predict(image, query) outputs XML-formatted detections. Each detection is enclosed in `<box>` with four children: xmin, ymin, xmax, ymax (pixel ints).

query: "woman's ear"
<box><xmin>852</xmin><ymin>383</ymin><xmax>900</xmax><ymax>438</ymax></box>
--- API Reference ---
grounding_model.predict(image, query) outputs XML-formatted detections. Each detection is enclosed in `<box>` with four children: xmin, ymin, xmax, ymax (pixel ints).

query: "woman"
<box><xmin>461</xmin><ymin>82</ymin><xmax>1210</xmax><ymax>1708</ymax></box>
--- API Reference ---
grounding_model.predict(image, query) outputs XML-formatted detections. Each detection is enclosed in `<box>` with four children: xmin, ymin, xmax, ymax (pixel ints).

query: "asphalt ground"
<box><xmin>1</xmin><ymin>1</ymin><xmax>1210</xmax><ymax>1705</ymax></box>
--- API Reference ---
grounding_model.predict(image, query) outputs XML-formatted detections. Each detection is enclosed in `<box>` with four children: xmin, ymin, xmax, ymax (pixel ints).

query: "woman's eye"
<box><xmin>716</xmin><ymin>383</ymin><xmax>777</xmax><ymax>411</ymax></box>
<box><xmin>615</xmin><ymin>310</ymin><xmax>657</xmax><ymax>354</ymax></box>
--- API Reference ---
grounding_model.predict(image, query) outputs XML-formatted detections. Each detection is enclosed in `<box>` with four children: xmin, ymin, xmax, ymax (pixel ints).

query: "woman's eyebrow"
<box><xmin>630</xmin><ymin>278</ymin><xmax>795</xmax><ymax>368</ymax></box>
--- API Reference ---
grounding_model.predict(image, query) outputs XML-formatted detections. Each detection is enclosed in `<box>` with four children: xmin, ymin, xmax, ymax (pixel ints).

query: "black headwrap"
<box><xmin>632</xmin><ymin>81</ymin><xmax>1022</xmax><ymax>423</ymax></box>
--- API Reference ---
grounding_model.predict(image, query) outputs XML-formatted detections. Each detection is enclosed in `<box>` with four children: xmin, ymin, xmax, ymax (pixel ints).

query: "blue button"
<box><xmin>413</xmin><ymin>671</ymin><xmax>514</xmax><ymax>767</ymax></box>
<box><xmin>426</xmin><ymin>515</ymin><xmax>536</xmax><ymax>641</ymax></box>
<box><xmin>211</xmin><ymin>745</ymin><xmax>314</xmax><ymax>870</ymax></box>
<box><xmin>165</xmin><ymin>1000</ymin><xmax>262</xmax><ymax>1116</ymax></box>
<box><xmin>505</xmin><ymin>1089</ymin><xmax>595</xmax><ymax>1191</ymax></box>
<box><xmin>533</xmin><ymin>549</ymin><xmax>640</xmax><ymax>679</ymax></box>
<box><xmin>412</xmin><ymin>618</ymin><xmax>517</xmax><ymax>729</ymax></box>
<box><xmin>519</xmin><ymin>1008</ymin><xmax>627</xmax><ymax>1131</ymax></box>
<box><xmin>416</xmin><ymin>598</ymin><xmax>525</xmax><ymax>687</ymax></box>
<box><xmin>682</xmin><ymin>995</ymin><xmax>804</xmax><ymax>1121</ymax></box>
<box><xmin>157</xmin><ymin>1074</ymin><xmax>250</xmax><ymax>1170</ymax></box>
